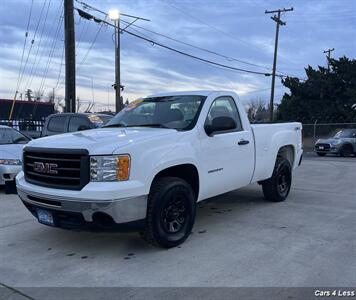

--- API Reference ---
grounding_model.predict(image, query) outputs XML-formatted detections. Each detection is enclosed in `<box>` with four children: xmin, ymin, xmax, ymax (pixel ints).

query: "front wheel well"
<box><xmin>151</xmin><ymin>164</ymin><xmax>199</xmax><ymax>200</ymax></box>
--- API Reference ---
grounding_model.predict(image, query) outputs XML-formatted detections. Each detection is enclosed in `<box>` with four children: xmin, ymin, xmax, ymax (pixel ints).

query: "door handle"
<box><xmin>238</xmin><ymin>139</ymin><xmax>250</xmax><ymax>145</ymax></box>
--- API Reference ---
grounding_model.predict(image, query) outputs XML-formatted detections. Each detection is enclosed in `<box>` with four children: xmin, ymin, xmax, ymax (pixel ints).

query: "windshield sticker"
<box><xmin>125</xmin><ymin>99</ymin><xmax>143</xmax><ymax>111</ymax></box>
<box><xmin>88</xmin><ymin>115</ymin><xmax>103</xmax><ymax>124</ymax></box>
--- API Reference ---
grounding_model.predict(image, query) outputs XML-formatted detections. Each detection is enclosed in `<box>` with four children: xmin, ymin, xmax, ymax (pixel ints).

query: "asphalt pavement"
<box><xmin>0</xmin><ymin>153</ymin><xmax>355</xmax><ymax>298</ymax></box>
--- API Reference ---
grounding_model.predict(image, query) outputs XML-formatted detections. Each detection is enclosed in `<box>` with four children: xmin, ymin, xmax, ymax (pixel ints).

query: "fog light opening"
<box><xmin>92</xmin><ymin>212</ymin><xmax>115</xmax><ymax>228</ymax></box>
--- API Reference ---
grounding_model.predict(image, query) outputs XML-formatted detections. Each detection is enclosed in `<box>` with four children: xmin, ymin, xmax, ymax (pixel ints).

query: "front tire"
<box><xmin>140</xmin><ymin>177</ymin><xmax>196</xmax><ymax>248</ymax></box>
<box><xmin>262</xmin><ymin>157</ymin><xmax>292</xmax><ymax>202</ymax></box>
<box><xmin>340</xmin><ymin>145</ymin><xmax>353</xmax><ymax>157</ymax></box>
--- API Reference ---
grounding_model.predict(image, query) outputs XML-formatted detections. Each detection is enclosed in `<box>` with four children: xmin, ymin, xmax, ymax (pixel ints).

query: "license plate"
<box><xmin>37</xmin><ymin>208</ymin><xmax>54</xmax><ymax>226</ymax></box>
<box><xmin>319</xmin><ymin>146</ymin><xmax>324</xmax><ymax>150</ymax></box>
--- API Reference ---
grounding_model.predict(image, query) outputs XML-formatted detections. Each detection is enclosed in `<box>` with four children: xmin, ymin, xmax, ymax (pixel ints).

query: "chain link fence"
<box><xmin>303</xmin><ymin>122</ymin><xmax>356</xmax><ymax>151</ymax></box>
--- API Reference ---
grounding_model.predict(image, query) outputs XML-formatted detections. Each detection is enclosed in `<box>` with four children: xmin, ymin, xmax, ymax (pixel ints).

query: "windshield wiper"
<box><xmin>126</xmin><ymin>123</ymin><xmax>170</xmax><ymax>129</ymax></box>
<box><xmin>102</xmin><ymin>123</ymin><xmax>126</xmax><ymax>128</ymax></box>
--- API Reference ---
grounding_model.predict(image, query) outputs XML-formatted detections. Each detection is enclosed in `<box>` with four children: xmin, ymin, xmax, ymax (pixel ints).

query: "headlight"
<box><xmin>0</xmin><ymin>159</ymin><xmax>22</xmax><ymax>165</ymax></box>
<box><xmin>330</xmin><ymin>140</ymin><xmax>341</xmax><ymax>145</ymax></box>
<box><xmin>90</xmin><ymin>155</ymin><xmax>130</xmax><ymax>181</ymax></box>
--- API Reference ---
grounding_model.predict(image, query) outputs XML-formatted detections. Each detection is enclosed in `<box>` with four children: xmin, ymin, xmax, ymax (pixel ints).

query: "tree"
<box><xmin>33</xmin><ymin>90</ymin><xmax>43</xmax><ymax>101</ymax></box>
<box><xmin>276</xmin><ymin>56</ymin><xmax>356</xmax><ymax>123</ymax></box>
<box><xmin>48</xmin><ymin>90</ymin><xmax>55</xmax><ymax>103</ymax></box>
<box><xmin>246</xmin><ymin>98</ymin><xmax>269</xmax><ymax>122</ymax></box>
<box><xmin>25</xmin><ymin>89</ymin><xmax>33</xmax><ymax>102</ymax></box>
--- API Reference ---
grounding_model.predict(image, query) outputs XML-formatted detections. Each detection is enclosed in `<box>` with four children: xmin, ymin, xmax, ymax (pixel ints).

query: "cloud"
<box><xmin>0</xmin><ymin>0</ymin><xmax>355</xmax><ymax>112</ymax></box>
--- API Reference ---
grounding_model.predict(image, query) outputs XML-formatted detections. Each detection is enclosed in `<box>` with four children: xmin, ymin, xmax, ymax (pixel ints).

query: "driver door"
<box><xmin>199</xmin><ymin>96</ymin><xmax>254</xmax><ymax>199</ymax></box>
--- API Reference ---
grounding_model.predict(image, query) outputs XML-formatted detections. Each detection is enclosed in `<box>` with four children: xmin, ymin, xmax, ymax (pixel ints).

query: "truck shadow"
<box><xmin>22</xmin><ymin>185</ymin><xmax>271</xmax><ymax>256</ymax></box>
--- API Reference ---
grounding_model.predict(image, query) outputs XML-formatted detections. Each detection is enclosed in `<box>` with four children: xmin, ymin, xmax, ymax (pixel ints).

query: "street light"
<box><xmin>108</xmin><ymin>9</ymin><xmax>122</xmax><ymax>113</ymax></box>
<box><xmin>108</xmin><ymin>9</ymin><xmax>120</xmax><ymax>21</ymax></box>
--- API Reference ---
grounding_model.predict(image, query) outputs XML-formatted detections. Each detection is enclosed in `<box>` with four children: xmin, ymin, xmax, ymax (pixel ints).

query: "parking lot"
<box><xmin>1</xmin><ymin>153</ymin><xmax>355</xmax><ymax>291</ymax></box>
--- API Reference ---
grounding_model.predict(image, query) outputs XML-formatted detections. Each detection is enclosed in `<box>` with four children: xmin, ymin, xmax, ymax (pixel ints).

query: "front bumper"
<box><xmin>0</xmin><ymin>164</ymin><xmax>22</xmax><ymax>185</ymax></box>
<box><xmin>314</xmin><ymin>144</ymin><xmax>340</xmax><ymax>154</ymax></box>
<box><xmin>16</xmin><ymin>172</ymin><xmax>148</xmax><ymax>231</ymax></box>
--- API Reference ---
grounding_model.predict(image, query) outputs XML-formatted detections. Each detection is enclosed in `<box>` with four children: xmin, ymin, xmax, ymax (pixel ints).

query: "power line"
<box><xmin>75</xmin><ymin>7</ymin><xmax>271</xmax><ymax>76</ymax></box>
<box><xmin>39</xmin><ymin>12</ymin><xmax>64</xmax><ymax>93</ymax></box>
<box><xmin>75</xmin><ymin>17</ymin><xmax>90</xmax><ymax>49</ymax></box>
<box><xmin>17</xmin><ymin>0</ymin><xmax>48</xmax><ymax>93</ymax></box>
<box><xmin>15</xmin><ymin>0</ymin><xmax>34</xmax><ymax>97</ymax></box>
<box><xmin>28</xmin><ymin>1</ymin><xmax>63</xmax><ymax>90</ymax></box>
<box><xmin>165</xmin><ymin>2</ymin><xmax>266</xmax><ymax>54</ymax></box>
<box><xmin>121</xmin><ymin>19</ymin><xmax>304</xmax><ymax>80</ymax></box>
<box><xmin>76</xmin><ymin>6</ymin><xmax>308</xmax><ymax>81</ymax></box>
<box><xmin>24</xmin><ymin>0</ymin><xmax>52</xmax><ymax>91</ymax></box>
<box><xmin>55</xmin><ymin>42</ymin><xmax>65</xmax><ymax>89</ymax></box>
<box><xmin>77</xmin><ymin>1</ymin><xmax>302</xmax><ymax>79</ymax></box>
<box><xmin>76</xmin><ymin>22</ymin><xmax>105</xmax><ymax>71</ymax></box>
<box><xmin>119</xmin><ymin>19</ymin><xmax>272</xmax><ymax>72</ymax></box>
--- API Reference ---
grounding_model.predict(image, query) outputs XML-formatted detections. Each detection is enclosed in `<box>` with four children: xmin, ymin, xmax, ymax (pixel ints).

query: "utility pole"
<box><xmin>323</xmin><ymin>48</ymin><xmax>334</xmax><ymax>72</ymax></box>
<box><xmin>265</xmin><ymin>7</ymin><xmax>293</xmax><ymax>122</ymax></box>
<box><xmin>64</xmin><ymin>0</ymin><xmax>76</xmax><ymax>113</ymax></box>
<box><xmin>76</xmin><ymin>5</ymin><xmax>149</xmax><ymax>114</ymax></box>
<box><xmin>114</xmin><ymin>17</ymin><xmax>123</xmax><ymax>113</ymax></box>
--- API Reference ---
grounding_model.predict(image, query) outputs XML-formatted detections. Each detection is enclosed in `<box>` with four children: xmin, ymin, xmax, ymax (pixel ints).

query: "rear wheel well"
<box><xmin>277</xmin><ymin>145</ymin><xmax>295</xmax><ymax>167</ymax></box>
<box><xmin>151</xmin><ymin>164</ymin><xmax>199</xmax><ymax>200</ymax></box>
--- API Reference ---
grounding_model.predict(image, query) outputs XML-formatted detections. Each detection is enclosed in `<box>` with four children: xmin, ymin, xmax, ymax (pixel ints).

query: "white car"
<box><xmin>16</xmin><ymin>91</ymin><xmax>303</xmax><ymax>247</ymax></box>
<box><xmin>0</xmin><ymin>125</ymin><xmax>30</xmax><ymax>186</ymax></box>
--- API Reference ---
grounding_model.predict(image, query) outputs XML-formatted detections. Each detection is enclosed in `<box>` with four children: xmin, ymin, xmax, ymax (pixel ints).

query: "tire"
<box><xmin>316</xmin><ymin>152</ymin><xmax>326</xmax><ymax>157</ymax></box>
<box><xmin>140</xmin><ymin>177</ymin><xmax>196</xmax><ymax>248</ymax></box>
<box><xmin>5</xmin><ymin>180</ymin><xmax>17</xmax><ymax>194</ymax></box>
<box><xmin>262</xmin><ymin>157</ymin><xmax>292</xmax><ymax>202</ymax></box>
<box><xmin>339</xmin><ymin>144</ymin><xmax>353</xmax><ymax>157</ymax></box>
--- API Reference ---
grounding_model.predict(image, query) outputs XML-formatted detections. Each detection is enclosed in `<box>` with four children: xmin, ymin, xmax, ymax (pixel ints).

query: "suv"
<box><xmin>41</xmin><ymin>113</ymin><xmax>113</xmax><ymax>137</ymax></box>
<box><xmin>315</xmin><ymin>129</ymin><xmax>356</xmax><ymax>157</ymax></box>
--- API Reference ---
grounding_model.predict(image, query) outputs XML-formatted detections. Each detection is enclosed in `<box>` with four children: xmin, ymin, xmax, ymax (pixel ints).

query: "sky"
<box><xmin>0</xmin><ymin>0</ymin><xmax>355</xmax><ymax>112</ymax></box>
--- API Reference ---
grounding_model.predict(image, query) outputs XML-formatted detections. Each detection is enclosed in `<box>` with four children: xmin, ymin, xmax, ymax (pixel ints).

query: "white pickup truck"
<box><xmin>17</xmin><ymin>91</ymin><xmax>303</xmax><ymax>247</ymax></box>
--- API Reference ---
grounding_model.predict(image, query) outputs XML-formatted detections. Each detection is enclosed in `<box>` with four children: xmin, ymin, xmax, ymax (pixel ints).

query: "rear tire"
<box><xmin>262</xmin><ymin>157</ymin><xmax>292</xmax><ymax>202</ymax></box>
<box><xmin>316</xmin><ymin>152</ymin><xmax>326</xmax><ymax>157</ymax></box>
<box><xmin>140</xmin><ymin>177</ymin><xmax>196</xmax><ymax>248</ymax></box>
<box><xmin>340</xmin><ymin>145</ymin><xmax>353</xmax><ymax>157</ymax></box>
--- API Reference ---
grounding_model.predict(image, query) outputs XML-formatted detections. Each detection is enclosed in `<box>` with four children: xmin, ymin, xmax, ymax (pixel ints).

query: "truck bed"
<box><xmin>251</xmin><ymin>122</ymin><xmax>303</xmax><ymax>183</ymax></box>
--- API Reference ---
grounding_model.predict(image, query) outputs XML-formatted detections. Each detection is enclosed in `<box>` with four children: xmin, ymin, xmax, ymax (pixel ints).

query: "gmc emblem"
<box><xmin>33</xmin><ymin>162</ymin><xmax>58</xmax><ymax>175</ymax></box>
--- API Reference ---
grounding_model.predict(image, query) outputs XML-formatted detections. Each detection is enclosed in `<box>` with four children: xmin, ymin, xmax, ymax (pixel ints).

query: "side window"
<box><xmin>47</xmin><ymin>116</ymin><xmax>66</xmax><ymax>132</ymax></box>
<box><xmin>0</xmin><ymin>129</ymin><xmax>12</xmax><ymax>144</ymax></box>
<box><xmin>68</xmin><ymin>117</ymin><xmax>91</xmax><ymax>132</ymax></box>
<box><xmin>10</xmin><ymin>129</ymin><xmax>29</xmax><ymax>144</ymax></box>
<box><xmin>205</xmin><ymin>97</ymin><xmax>243</xmax><ymax>132</ymax></box>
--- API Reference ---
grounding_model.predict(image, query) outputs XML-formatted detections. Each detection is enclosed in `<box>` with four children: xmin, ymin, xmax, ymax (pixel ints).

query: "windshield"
<box><xmin>105</xmin><ymin>95</ymin><xmax>206</xmax><ymax>130</ymax></box>
<box><xmin>0</xmin><ymin>128</ymin><xmax>30</xmax><ymax>145</ymax></box>
<box><xmin>334</xmin><ymin>129</ymin><xmax>356</xmax><ymax>138</ymax></box>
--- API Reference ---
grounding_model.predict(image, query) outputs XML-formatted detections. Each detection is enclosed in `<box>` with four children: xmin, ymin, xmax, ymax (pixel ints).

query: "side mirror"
<box><xmin>78</xmin><ymin>125</ymin><xmax>91</xmax><ymax>131</ymax></box>
<box><xmin>205</xmin><ymin>116</ymin><xmax>236</xmax><ymax>136</ymax></box>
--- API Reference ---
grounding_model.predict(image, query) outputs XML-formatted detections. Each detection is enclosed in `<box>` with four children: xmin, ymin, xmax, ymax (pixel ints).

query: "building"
<box><xmin>0</xmin><ymin>99</ymin><xmax>54</xmax><ymax>121</ymax></box>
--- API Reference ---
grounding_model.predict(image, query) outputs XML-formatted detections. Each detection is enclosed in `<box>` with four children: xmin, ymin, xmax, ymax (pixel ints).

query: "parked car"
<box><xmin>0</xmin><ymin>126</ymin><xmax>31</xmax><ymax>193</ymax></box>
<box><xmin>315</xmin><ymin>129</ymin><xmax>356</xmax><ymax>157</ymax></box>
<box><xmin>16</xmin><ymin>91</ymin><xmax>303</xmax><ymax>247</ymax></box>
<box><xmin>41</xmin><ymin>113</ymin><xmax>113</xmax><ymax>137</ymax></box>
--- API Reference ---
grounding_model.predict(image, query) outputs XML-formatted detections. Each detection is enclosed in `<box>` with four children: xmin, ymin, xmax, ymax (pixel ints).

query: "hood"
<box><xmin>0</xmin><ymin>144</ymin><xmax>25</xmax><ymax>159</ymax></box>
<box><xmin>316</xmin><ymin>138</ymin><xmax>340</xmax><ymax>144</ymax></box>
<box><xmin>26</xmin><ymin>127</ymin><xmax>177</xmax><ymax>155</ymax></box>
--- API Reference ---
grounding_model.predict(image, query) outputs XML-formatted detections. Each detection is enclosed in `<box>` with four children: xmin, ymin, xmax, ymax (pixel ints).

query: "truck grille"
<box><xmin>23</xmin><ymin>147</ymin><xmax>89</xmax><ymax>190</ymax></box>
